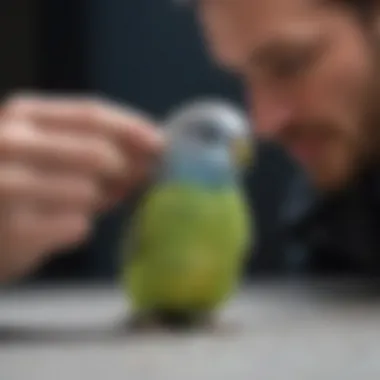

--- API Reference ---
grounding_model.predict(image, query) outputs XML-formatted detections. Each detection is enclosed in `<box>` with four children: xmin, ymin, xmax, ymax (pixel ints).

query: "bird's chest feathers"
<box><xmin>140</xmin><ymin>185</ymin><xmax>239</xmax><ymax>266</ymax></box>
<box><xmin>148</xmin><ymin>187</ymin><xmax>231</xmax><ymax>299</ymax></box>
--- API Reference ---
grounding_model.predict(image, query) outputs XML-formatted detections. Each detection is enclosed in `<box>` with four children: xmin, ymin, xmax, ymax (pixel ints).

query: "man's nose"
<box><xmin>249</xmin><ymin>87</ymin><xmax>296</xmax><ymax>139</ymax></box>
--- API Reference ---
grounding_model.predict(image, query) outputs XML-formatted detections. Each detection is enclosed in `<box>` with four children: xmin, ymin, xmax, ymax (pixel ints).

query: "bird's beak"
<box><xmin>231</xmin><ymin>138</ymin><xmax>253</xmax><ymax>168</ymax></box>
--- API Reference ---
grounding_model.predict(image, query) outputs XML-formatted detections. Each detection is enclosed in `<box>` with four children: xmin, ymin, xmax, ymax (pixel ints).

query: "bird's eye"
<box><xmin>196</xmin><ymin>122</ymin><xmax>221</xmax><ymax>144</ymax></box>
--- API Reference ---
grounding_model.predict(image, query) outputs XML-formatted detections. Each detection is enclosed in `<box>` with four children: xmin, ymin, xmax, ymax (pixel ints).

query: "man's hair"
<box><xmin>177</xmin><ymin>0</ymin><xmax>377</xmax><ymax>25</ymax></box>
<box><xmin>336</xmin><ymin>0</ymin><xmax>376</xmax><ymax>23</ymax></box>
<box><xmin>177</xmin><ymin>0</ymin><xmax>373</xmax><ymax>11</ymax></box>
<box><xmin>342</xmin><ymin>0</ymin><xmax>372</xmax><ymax>13</ymax></box>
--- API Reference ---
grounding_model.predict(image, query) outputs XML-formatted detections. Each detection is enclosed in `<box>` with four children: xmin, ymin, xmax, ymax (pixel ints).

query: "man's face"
<box><xmin>197</xmin><ymin>0</ymin><xmax>379</xmax><ymax>191</ymax></box>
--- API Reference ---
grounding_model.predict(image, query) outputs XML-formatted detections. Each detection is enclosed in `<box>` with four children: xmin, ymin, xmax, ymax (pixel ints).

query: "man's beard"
<box><xmin>277</xmin><ymin>84</ymin><xmax>380</xmax><ymax>193</ymax></box>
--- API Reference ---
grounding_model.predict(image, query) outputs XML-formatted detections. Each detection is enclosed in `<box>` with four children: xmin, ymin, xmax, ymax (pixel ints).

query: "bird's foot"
<box><xmin>155</xmin><ymin>310</ymin><xmax>217</xmax><ymax>332</ymax></box>
<box><xmin>124</xmin><ymin>313</ymin><xmax>168</xmax><ymax>333</ymax></box>
<box><xmin>123</xmin><ymin>310</ymin><xmax>217</xmax><ymax>334</ymax></box>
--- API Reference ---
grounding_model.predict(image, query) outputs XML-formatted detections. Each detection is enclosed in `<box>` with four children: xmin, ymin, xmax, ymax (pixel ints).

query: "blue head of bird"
<box><xmin>160</xmin><ymin>99</ymin><xmax>253</xmax><ymax>189</ymax></box>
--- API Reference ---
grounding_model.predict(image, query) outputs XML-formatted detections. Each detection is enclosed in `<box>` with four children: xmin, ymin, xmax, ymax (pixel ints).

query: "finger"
<box><xmin>1</xmin><ymin>209</ymin><xmax>91</xmax><ymax>257</ymax></box>
<box><xmin>4</xmin><ymin>94</ymin><xmax>165</xmax><ymax>154</ymax></box>
<box><xmin>0</xmin><ymin>165</ymin><xmax>102</xmax><ymax>211</ymax></box>
<box><xmin>0</xmin><ymin>208</ymin><xmax>49</xmax><ymax>278</ymax></box>
<box><xmin>0</xmin><ymin>209</ymin><xmax>91</xmax><ymax>278</ymax></box>
<box><xmin>0</xmin><ymin>121</ymin><xmax>127</xmax><ymax>178</ymax></box>
<box><xmin>28</xmin><ymin>211</ymin><xmax>92</xmax><ymax>254</ymax></box>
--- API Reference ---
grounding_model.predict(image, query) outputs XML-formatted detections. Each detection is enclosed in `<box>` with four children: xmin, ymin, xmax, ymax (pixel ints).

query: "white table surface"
<box><xmin>0</xmin><ymin>279</ymin><xmax>380</xmax><ymax>380</ymax></box>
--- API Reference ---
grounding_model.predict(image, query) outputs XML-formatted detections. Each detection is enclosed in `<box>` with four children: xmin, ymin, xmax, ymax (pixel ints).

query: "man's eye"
<box><xmin>271</xmin><ymin>54</ymin><xmax>311</xmax><ymax>79</ymax></box>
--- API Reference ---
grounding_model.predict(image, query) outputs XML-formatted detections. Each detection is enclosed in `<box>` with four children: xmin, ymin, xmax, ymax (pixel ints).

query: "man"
<box><xmin>193</xmin><ymin>0</ymin><xmax>380</xmax><ymax>275</ymax></box>
<box><xmin>1</xmin><ymin>0</ymin><xmax>379</xmax><ymax>282</ymax></box>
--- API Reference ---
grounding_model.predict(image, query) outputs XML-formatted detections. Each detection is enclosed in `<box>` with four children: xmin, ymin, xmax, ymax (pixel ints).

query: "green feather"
<box><xmin>120</xmin><ymin>183</ymin><xmax>252</xmax><ymax>314</ymax></box>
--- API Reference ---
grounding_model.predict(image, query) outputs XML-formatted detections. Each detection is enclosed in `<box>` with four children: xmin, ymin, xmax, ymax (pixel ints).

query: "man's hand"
<box><xmin>0</xmin><ymin>94</ymin><xmax>163</xmax><ymax>282</ymax></box>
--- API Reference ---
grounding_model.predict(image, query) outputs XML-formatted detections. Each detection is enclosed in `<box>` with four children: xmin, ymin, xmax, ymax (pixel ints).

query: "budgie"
<box><xmin>120</xmin><ymin>99</ymin><xmax>254</xmax><ymax>330</ymax></box>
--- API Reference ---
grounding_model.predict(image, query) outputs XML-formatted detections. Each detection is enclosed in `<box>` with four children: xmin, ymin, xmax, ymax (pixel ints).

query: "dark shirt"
<box><xmin>280</xmin><ymin>166</ymin><xmax>380</xmax><ymax>276</ymax></box>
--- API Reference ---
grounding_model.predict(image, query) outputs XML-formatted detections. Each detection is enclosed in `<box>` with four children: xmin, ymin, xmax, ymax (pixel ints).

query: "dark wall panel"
<box><xmin>0</xmin><ymin>0</ymin><xmax>38</xmax><ymax>97</ymax></box>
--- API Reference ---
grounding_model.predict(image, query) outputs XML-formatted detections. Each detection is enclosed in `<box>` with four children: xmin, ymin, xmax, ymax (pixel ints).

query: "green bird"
<box><xmin>120</xmin><ymin>99</ymin><xmax>254</xmax><ymax>329</ymax></box>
